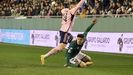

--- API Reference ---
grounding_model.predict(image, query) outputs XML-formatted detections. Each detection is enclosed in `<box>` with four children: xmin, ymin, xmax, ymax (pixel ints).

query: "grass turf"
<box><xmin>0</xmin><ymin>43</ymin><xmax>133</xmax><ymax>75</ymax></box>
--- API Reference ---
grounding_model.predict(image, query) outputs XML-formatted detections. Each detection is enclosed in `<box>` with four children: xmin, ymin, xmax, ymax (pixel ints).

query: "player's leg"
<box><xmin>81</xmin><ymin>55</ymin><xmax>93</xmax><ymax>66</ymax></box>
<box><xmin>85</xmin><ymin>61</ymin><xmax>93</xmax><ymax>66</ymax></box>
<box><xmin>76</xmin><ymin>52</ymin><xmax>93</xmax><ymax>66</ymax></box>
<box><xmin>79</xmin><ymin>61</ymin><xmax>88</xmax><ymax>68</ymax></box>
<box><xmin>68</xmin><ymin>57</ymin><xmax>83</xmax><ymax>67</ymax></box>
<box><xmin>41</xmin><ymin>31</ymin><xmax>73</xmax><ymax>65</ymax></box>
<box><xmin>41</xmin><ymin>43</ymin><xmax>67</xmax><ymax>65</ymax></box>
<box><xmin>67</xmin><ymin>56</ymin><xmax>87</xmax><ymax>68</ymax></box>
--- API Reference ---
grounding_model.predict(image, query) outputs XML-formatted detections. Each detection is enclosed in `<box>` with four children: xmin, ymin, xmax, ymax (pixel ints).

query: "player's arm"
<box><xmin>65</xmin><ymin>41</ymin><xmax>76</xmax><ymax>66</ymax></box>
<box><xmin>67</xmin><ymin>41</ymin><xmax>76</xmax><ymax>54</ymax></box>
<box><xmin>70</xmin><ymin>0</ymin><xmax>86</xmax><ymax>15</ymax></box>
<box><xmin>83</xmin><ymin>18</ymin><xmax>97</xmax><ymax>37</ymax></box>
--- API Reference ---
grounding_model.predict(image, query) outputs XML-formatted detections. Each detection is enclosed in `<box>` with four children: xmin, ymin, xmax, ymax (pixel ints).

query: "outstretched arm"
<box><xmin>83</xmin><ymin>18</ymin><xmax>97</xmax><ymax>37</ymax></box>
<box><xmin>70</xmin><ymin>0</ymin><xmax>86</xmax><ymax>15</ymax></box>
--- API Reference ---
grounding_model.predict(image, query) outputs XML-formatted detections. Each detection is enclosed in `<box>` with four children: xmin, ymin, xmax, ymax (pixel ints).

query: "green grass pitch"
<box><xmin>0</xmin><ymin>43</ymin><xmax>133</xmax><ymax>75</ymax></box>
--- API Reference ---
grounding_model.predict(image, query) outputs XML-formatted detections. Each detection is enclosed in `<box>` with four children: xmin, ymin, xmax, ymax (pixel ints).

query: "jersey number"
<box><xmin>63</xmin><ymin>13</ymin><xmax>67</xmax><ymax>22</ymax></box>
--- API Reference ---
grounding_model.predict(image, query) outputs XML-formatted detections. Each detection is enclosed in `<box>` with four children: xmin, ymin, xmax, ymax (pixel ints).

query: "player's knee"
<box><xmin>82</xmin><ymin>56</ymin><xmax>92</xmax><ymax>62</ymax></box>
<box><xmin>79</xmin><ymin>62</ymin><xmax>87</xmax><ymax>68</ymax></box>
<box><xmin>86</xmin><ymin>56</ymin><xmax>92</xmax><ymax>61</ymax></box>
<box><xmin>86</xmin><ymin>61</ymin><xmax>93</xmax><ymax>66</ymax></box>
<box><xmin>55</xmin><ymin>46</ymin><xmax>64</xmax><ymax>52</ymax></box>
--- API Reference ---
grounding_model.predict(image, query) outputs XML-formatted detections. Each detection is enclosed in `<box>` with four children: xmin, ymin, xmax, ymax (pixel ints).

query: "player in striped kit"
<box><xmin>41</xmin><ymin>0</ymin><xmax>87</xmax><ymax>65</ymax></box>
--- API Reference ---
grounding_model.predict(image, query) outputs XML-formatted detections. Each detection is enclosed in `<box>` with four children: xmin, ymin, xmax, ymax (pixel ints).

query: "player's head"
<box><xmin>61</xmin><ymin>2</ymin><xmax>77</xmax><ymax>14</ymax></box>
<box><xmin>69</xmin><ymin>2</ymin><xmax>77</xmax><ymax>9</ymax></box>
<box><xmin>77</xmin><ymin>34</ymin><xmax>84</xmax><ymax>45</ymax></box>
<box><xmin>64</xmin><ymin>3</ymin><xmax>69</xmax><ymax>8</ymax></box>
<box><xmin>61</xmin><ymin>8</ymin><xmax>69</xmax><ymax>14</ymax></box>
<box><xmin>63</xmin><ymin>2</ymin><xmax>77</xmax><ymax>9</ymax></box>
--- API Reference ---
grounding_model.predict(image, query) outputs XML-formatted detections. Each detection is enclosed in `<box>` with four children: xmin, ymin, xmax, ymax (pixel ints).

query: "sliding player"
<box><xmin>65</xmin><ymin>18</ymin><xmax>97</xmax><ymax>68</ymax></box>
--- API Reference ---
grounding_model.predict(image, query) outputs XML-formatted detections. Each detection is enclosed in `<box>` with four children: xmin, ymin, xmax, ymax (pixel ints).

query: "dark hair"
<box><xmin>64</xmin><ymin>2</ymin><xmax>77</xmax><ymax>8</ymax></box>
<box><xmin>77</xmin><ymin>34</ymin><xmax>84</xmax><ymax>38</ymax></box>
<box><xmin>70</xmin><ymin>2</ymin><xmax>77</xmax><ymax>5</ymax></box>
<box><xmin>64</xmin><ymin>4</ymin><xmax>69</xmax><ymax>8</ymax></box>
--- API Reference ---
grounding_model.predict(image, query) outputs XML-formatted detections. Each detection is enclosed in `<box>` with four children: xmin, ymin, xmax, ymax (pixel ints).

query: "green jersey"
<box><xmin>66</xmin><ymin>24</ymin><xmax>94</xmax><ymax>66</ymax></box>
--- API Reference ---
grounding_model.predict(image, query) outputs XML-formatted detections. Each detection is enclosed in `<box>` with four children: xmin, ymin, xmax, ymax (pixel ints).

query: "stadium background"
<box><xmin>0</xmin><ymin>17</ymin><xmax>133</xmax><ymax>32</ymax></box>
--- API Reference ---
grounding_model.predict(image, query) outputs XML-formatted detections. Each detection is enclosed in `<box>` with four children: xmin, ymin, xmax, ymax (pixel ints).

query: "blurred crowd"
<box><xmin>0</xmin><ymin>0</ymin><xmax>133</xmax><ymax>17</ymax></box>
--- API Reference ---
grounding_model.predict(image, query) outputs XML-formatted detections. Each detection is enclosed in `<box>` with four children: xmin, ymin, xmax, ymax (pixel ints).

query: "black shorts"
<box><xmin>59</xmin><ymin>31</ymin><xmax>73</xmax><ymax>44</ymax></box>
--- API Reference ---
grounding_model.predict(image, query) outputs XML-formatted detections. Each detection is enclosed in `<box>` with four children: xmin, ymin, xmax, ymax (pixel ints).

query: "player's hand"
<box><xmin>92</xmin><ymin>18</ymin><xmax>97</xmax><ymax>25</ymax></box>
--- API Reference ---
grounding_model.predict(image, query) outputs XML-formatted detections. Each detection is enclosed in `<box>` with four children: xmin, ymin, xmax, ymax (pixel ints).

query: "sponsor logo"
<box><xmin>88</xmin><ymin>37</ymin><xmax>110</xmax><ymax>44</ymax></box>
<box><xmin>33</xmin><ymin>33</ymin><xmax>50</xmax><ymax>40</ymax></box>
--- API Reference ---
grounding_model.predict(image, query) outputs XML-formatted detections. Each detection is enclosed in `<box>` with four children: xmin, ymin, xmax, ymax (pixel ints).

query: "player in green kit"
<box><xmin>65</xmin><ymin>18</ymin><xmax>97</xmax><ymax>68</ymax></box>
